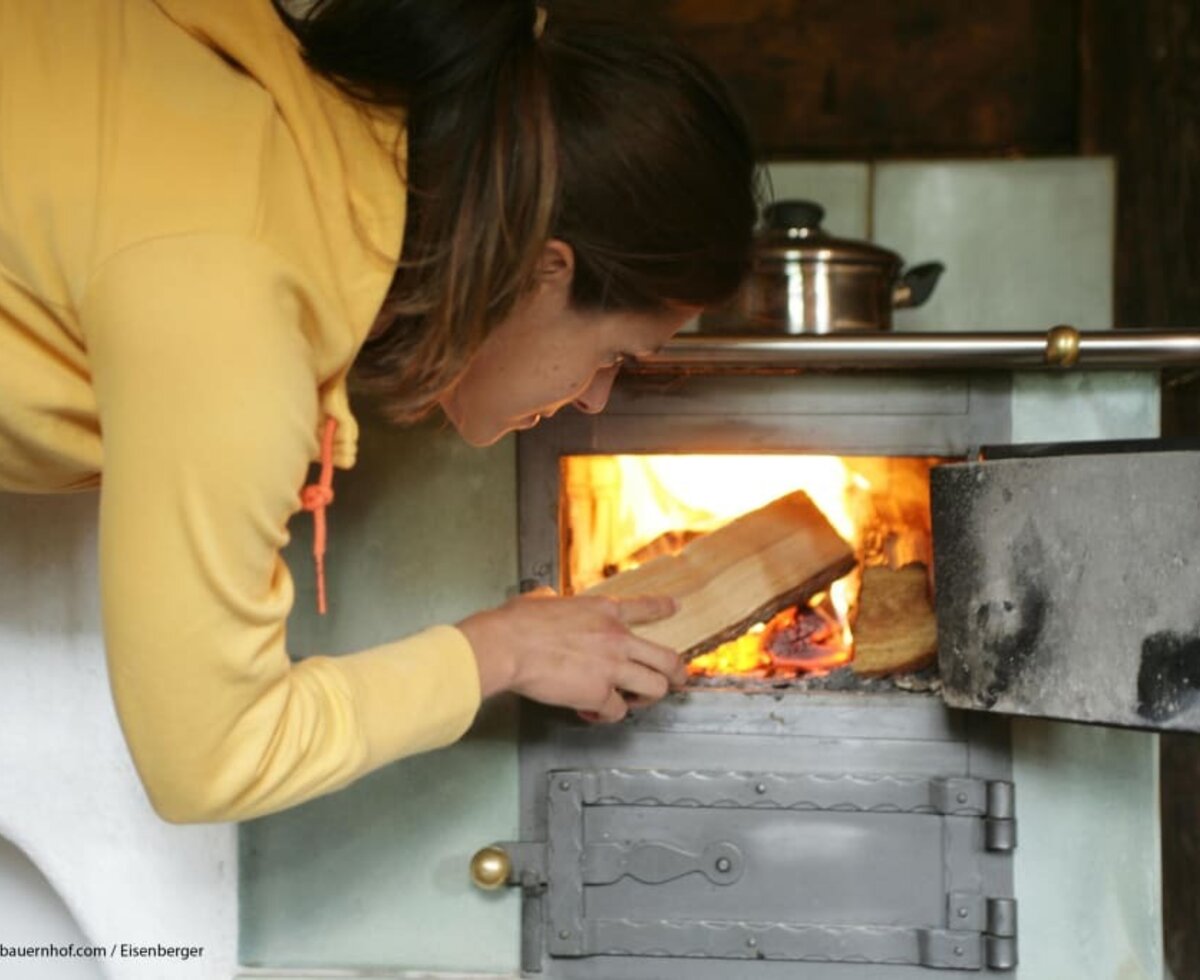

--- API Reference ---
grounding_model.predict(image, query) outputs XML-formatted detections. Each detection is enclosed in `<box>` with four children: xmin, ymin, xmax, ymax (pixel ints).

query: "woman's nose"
<box><xmin>573</xmin><ymin>366</ymin><xmax>620</xmax><ymax>415</ymax></box>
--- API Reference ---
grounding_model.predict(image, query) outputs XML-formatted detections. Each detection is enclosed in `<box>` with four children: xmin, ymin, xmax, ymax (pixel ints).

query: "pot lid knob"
<box><xmin>763</xmin><ymin>199</ymin><xmax>825</xmax><ymax>232</ymax></box>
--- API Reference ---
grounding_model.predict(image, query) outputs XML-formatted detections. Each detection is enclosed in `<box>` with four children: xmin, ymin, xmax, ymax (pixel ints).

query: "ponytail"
<box><xmin>279</xmin><ymin>1</ymin><xmax>757</xmax><ymax>422</ymax></box>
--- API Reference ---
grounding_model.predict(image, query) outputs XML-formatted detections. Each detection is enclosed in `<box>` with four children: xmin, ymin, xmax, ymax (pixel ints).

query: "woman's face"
<box><xmin>439</xmin><ymin>242</ymin><xmax>699</xmax><ymax>447</ymax></box>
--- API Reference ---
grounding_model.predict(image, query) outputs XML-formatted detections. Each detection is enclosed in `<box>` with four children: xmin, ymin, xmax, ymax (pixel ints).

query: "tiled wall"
<box><xmin>240</xmin><ymin>418</ymin><xmax>522</xmax><ymax>973</ymax></box>
<box><xmin>767</xmin><ymin>157</ymin><xmax>1115</xmax><ymax>332</ymax></box>
<box><xmin>765</xmin><ymin>161</ymin><xmax>872</xmax><ymax>239</ymax></box>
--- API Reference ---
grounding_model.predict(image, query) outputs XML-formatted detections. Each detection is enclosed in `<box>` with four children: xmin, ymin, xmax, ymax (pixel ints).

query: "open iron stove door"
<box><xmin>931</xmin><ymin>439</ymin><xmax>1200</xmax><ymax>732</ymax></box>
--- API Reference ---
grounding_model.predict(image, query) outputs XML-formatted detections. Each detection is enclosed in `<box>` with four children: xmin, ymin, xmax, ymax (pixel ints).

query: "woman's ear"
<box><xmin>538</xmin><ymin>239</ymin><xmax>575</xmax><ymax>284</ymax></box>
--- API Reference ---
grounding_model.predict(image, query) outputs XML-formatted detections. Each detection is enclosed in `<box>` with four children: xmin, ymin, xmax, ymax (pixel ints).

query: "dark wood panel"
<box><xmin>1162</xmin><ymin>732</ymin><xmax>1200</xmax><ymax>977</ymax></box>
<box><xmin>1162</xmin><ymin>370</ymin><xmax>1200</xmax><ymax>439</ymax></box>
<box><xmin>1081</xmin><ymin>0</ymin><xmax>1200</xmax><ymax>479</ymax></box>
<box><xmin>608</xmin><ymin>0</ymin><xmax>1078</xmax><ymax>157</ymax></box>
<box><xmin>1080</xmin><ymin>5</ymin><xmax>1200</xmax><ymax>976</ymax></box>
<box><xmin>1081</xmin><ymin>0</ymin><xmax>1200</xmax><ymax>332</ymax></box>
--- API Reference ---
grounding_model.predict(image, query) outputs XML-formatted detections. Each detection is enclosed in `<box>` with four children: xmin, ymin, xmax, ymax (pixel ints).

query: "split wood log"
<box><xmin>585</xmin><ymin>491</ymin><xmax>856</xmax><ymax>659</ymax></box>
<box><xmin>850</xmin><ymin>563</ymin><xmax>938</xmax><ymax>676</ymax></box>
<box><xmin>627</xmin><ymin>529</ymin><xmax>702</xmax><ymax>567</ymax></box>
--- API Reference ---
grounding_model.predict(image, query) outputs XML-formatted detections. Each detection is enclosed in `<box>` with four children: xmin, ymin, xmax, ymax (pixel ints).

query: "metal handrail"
<box><xmin>629</xmin><ymin>327</ymin><xmax>1200</xmax><ymax>374</ymax></box>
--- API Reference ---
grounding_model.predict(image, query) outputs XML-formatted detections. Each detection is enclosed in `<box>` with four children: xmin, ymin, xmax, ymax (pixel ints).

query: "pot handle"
<box><xmin>893</xmin><ymin>261</ymin><xmax>945</xmax><ymax>309</ymax></box>
<box><xmin>763</xmin><ymin>199</ymin><xmax>825</xmax><ymax>231</ymax></box>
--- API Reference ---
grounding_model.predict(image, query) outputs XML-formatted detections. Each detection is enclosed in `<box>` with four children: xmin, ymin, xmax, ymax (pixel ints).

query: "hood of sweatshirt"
<box><xmin>151</xmin><ymin>0</ymin><xmax>406</xmax><ymax>467</ymax></box>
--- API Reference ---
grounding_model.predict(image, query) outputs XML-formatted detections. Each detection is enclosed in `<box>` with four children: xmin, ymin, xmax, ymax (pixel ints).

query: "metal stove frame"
<box><xmin>508</xmin><ymin>370</ymin><xmax>1021</xmax><ymax>977</ymax></box>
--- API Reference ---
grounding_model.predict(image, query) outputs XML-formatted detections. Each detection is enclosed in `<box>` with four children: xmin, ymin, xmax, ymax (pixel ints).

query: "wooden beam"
<box><xmin>604</xmin><ymin>0</ymin><xmax>1078</xmax><ymax>157</ymax></box>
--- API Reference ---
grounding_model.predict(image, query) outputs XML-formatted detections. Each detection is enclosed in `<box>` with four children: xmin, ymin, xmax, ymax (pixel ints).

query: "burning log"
<box><xmin>850</xmin><ymin>563</ymin><xmax>938</xmax><ymax>676</ymax></box>
<box><xmin>585</xmin><ymin>491</ymin><xmax>856</xmax><ymax>659</ymax></box>
<box><xmin>767</xmin><ymin>600</ymin><xmax>849</xmax><ymax>669</ymax></box>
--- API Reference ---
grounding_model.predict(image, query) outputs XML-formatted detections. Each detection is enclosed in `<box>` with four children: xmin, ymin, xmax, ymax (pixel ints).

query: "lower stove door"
<box><xmin>496</xmin><ymin>766</ymin><xmax>1016</xmax><ymax>976</ymax></box>
<box><xmin>931</xmin><ymin>439</ymin><xmax>1200</xmax><ymax>732</ymax></box>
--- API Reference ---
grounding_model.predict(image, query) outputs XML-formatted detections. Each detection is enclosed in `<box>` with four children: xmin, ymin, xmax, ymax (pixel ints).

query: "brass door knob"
<box><xmin>470</xmin><ymin>845</ymin><xmax>511</xmax><ymax>890</ymax></box>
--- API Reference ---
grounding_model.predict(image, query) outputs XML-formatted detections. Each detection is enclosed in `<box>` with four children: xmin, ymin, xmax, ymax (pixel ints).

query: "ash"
<box><xmin>687</xmin><ymin>663</ymin><xmax>943</xmax><ymax>696</ymax></box>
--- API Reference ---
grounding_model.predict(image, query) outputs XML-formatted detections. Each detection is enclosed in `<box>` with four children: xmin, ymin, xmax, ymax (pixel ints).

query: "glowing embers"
<box><xmin>562</xmin><ymin>454</ymin><xmax>941</xmax><ymax>679</ymax></box>
<box><xmin>689</xmin><ymin>592</ymin><xmax>852</xmax><ymax>679</ymax></box>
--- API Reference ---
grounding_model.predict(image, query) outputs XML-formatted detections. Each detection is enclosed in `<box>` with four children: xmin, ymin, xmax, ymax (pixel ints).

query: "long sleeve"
<box><xmin>83</xmin><ymin>233</ymin><xmax>481</xmax><ymax>823</ymax></box>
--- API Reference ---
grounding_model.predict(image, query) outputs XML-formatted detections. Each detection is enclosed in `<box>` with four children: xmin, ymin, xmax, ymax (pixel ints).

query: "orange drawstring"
<box><xmin>300</xmin><ymin>418</ymin><xmax>338</xmax><ymax>615</ymax></box>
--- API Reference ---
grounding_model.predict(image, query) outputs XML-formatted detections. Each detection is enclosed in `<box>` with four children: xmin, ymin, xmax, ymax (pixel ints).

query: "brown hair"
<box><xmin>279</xmin><ymin>1</ymin><xmax>759</xmax><ymax>421</ymax></box>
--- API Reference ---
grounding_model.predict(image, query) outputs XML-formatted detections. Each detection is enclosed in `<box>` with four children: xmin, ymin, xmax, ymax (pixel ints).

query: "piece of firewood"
<box><xmin>851</xmin><ymin>563</ymin><xmax>938</xmax><ymax>676</ymax></box>
<box><xmin>585</xmin><ymin>491</ymin><xmax>856</xmax><ymax>659</ymax></box>
<box><xmin>626</xmin><ymin>529</ymin><xmax>702</xmax><ymax>567</ymax></box>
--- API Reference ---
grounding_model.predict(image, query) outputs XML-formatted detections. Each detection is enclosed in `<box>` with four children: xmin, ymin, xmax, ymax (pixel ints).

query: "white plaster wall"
<box><xmin>0</xmin><ymin>492</ymin><xmax>238</xmax><ymax>979</ymax></box>
<box><xmin>0</xmin><ymin>834</ymin><xmax>101</xmax><ymax>979</ymax></box>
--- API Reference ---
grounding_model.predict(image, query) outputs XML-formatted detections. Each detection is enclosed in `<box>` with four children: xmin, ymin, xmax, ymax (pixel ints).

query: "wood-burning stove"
<box><xmin>470</xmin><ymin>348</ymin><xmax>1182</xmax><ymax>978</ymax></box>
<box><xmin>499</xmin><ymin>370</ymin><xmax>1015</xmax><ymax>977</ymax></box>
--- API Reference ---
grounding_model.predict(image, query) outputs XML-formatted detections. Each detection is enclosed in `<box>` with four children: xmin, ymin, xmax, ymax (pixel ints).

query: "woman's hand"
<box><xmin>458</xmin><ymin>591</ymin><xmax>686</xmax><ymax>722</ymax></box>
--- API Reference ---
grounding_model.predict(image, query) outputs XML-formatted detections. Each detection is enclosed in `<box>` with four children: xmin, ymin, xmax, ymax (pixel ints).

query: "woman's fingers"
<box><xmin>591</xmin><ymin>689</ymin><xmax>629</xmax><ymax>723</ymax></box>
<box><xmin>613</xmin><ymin>594</ymin><xmax>678</xmax><ymax>626</ymax></box>
<box><xmin>459</xmin><ymin>592</ymin><xmax>689</xmax><ymax>720</ymax></box>
<box><xmin>613</xmin><ymin>660</ymin><xmax>671</xmax><ymax>702</ymax></box>
<box><xmin>580</xmin><ymin>689</ymin><xmax>669</xmax><ymax>723</ymax></box>
<box><xmin>607</xmin><ymin>595</ymin><xmax>687</xmax><ymax>688</ymax></box>
<box><xmin>621</xmin><ymin>633</ymin><xmax>688</xmax><ymax>689</ymax></box>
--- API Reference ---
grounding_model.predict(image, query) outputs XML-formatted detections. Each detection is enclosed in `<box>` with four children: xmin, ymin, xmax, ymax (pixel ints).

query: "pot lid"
<box><xmin>758</xmin><ymin>200</ymin><xmax>900</xmax><ymax>266</ymax></box>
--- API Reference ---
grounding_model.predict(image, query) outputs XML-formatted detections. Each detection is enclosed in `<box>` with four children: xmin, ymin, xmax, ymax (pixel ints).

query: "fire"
<box><xmin>689</xmin><ymin>622</ymin><xmax>774</xmax><ymax>676</ymax></box>
<box><xmin>689</xmin><ymin>597</ymin><xmax>853</xmax><ymax>678</ymax></box>
<box><xmin>563</xmin><ymin>454</ymin><xmax>938</xmax><ymax>678</ymax></box>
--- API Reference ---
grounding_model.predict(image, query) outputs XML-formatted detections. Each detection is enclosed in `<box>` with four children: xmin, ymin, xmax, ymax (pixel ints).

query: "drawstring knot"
<box><xmin>299</xmin><ymin>484</ymin><xmax>334</xmax><ymax>510</ymax></box>
<box><xmin>300</xmin><ymin>418</ymin><xmax>338</xmax><ymax>615</ymax></box>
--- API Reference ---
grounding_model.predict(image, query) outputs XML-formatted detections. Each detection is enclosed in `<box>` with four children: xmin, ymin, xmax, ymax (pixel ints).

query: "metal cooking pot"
<box><xmin>704</xmin><ymin>199</ymin><xmax>944</xmax><ymax>334</ymax></box>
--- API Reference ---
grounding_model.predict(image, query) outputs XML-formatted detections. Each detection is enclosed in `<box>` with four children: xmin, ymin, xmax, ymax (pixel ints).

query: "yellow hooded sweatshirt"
<box><xmin>0</xmin><ymin>0</ymin><xmax>482</xmax><ymax>821</ymax></box>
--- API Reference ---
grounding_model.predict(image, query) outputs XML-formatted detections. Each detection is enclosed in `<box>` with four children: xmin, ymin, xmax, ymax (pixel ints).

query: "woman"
<box><xmin>0</xmin><ymin>0</ymin><xmax>757</xmax><ymax>823</ymax></box>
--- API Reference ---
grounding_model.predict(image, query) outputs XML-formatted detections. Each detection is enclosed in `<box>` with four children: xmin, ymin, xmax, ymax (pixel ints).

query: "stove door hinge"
<box><xmin>986</xmin><ymin>897</ymin><xmax>1018</xmax><ymax>970</ymax></box>
<box><xmin>929</xmin><ymin>777</ymin><xmax>1017</xmax><ymax>852</ymax></box>
<box><xmin>985</xmin><ymin>780</ymin><xmax>1017</xmax><ymax>852</ymax></box>
<box><xmin>943</xmin><ymin>893</ymin><xmax>1018</xmax><ymax>971</ymax></box>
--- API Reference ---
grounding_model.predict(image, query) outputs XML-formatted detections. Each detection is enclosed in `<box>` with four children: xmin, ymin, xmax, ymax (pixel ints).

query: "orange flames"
<box><xmin>688</xmin><ymin>596</ymin><xmax>853</xmax><ymax>677</ymax></box>
<box><xmin>563</xmin><ymin>454</ymin><xmax>938</xmax><ymax>678</ymax></box>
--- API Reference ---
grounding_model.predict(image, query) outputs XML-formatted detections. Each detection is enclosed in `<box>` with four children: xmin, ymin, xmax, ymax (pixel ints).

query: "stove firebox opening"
<box><xmin>561</xmin><ymin>455</ymin><xmax>950</xmax><ymax>690</ymax></box>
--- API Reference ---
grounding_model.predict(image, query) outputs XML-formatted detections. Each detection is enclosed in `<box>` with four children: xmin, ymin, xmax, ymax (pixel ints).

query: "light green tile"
<box><xmin>1012</xmin><ymin>371</ymin><xmax>1161</xmax><ymax>444</ymax></box>
<box><xmin>240</xmin><ymin>413</ymin><xmax>521</xmax><ymax>974</ymax></box>
<box><xmin>762</xmin><ymin>161</ymin><xmax>871</xmax><ymax>238</ymax></box>
<box><xmin>1009</xmin><ymin>372</ymin><xmax>1163</xmax><ymax>980</ymax></box>
<box><xmin>1012</xmin><ymin>721</ymin><xmax>1163</xmax><ymax>980</ymax></box>
<box><xmin>237</xmin><ymin>972</ymin><xmax>516</xmax><ymax>979</ymax></box>
<box><xmin>239</xmin><ymin>698</ymin><xmax>519</xmax><ymax>974</ymax></box>
<box><xmin>286</xmin><ymin>416</ymin><xmax>520</xmax><ymax>650</ymax></box>
<box><xmin>873</xmin><ymin>158</ymin><xmax>1115</xmax><ymax>332</ymax></box>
